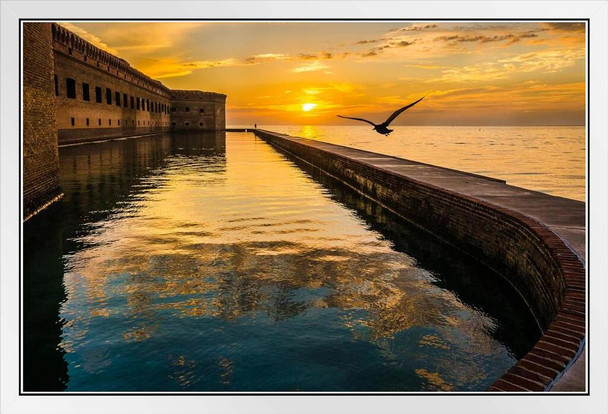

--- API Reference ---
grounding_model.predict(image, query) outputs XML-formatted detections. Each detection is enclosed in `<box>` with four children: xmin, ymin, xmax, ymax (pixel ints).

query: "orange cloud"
<box><xmin>60</xmin><ymin>21</ymin><xmax>585</xmax><ymax>126</ymax></box>
<box><xmin>293</xmin><ymin>61</ymin><xmax>331</xmax><ymax>73</ymax></box>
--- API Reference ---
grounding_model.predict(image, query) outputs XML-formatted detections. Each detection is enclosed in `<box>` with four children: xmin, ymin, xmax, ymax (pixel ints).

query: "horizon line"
<box><xmin>227</xmin><ymin>124</ymin><xmax>586</xmax><ymax>128</ymax></box>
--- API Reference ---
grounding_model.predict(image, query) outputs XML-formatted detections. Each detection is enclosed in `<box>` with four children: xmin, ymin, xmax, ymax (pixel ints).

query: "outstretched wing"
<box><xmin>383</xmin><ymin>97</ymin><xmax>424</xmax><ymax>126</ymax></box>
<box><xmin>337</xmin><ymin>115</ymin><xmax>376</xmax><ymax>127</ymax></box>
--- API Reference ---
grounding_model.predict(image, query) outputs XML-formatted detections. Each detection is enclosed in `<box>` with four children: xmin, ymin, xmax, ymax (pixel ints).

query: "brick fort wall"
<box><xmin>170</xmin><ymin>90</ymin><xmax>227</xmax><ymax>132</ymax></box>
<box><xmin>23</xmin><ymin>23</ymin><xmax>227</xmax><ymax>218</ymax></box>
<box><xmin>23</xmin><ymin>23</ymin><xmax>61</xmax><ymax>219</ymax></box>
<box><xmin>51</xmin><ymin>23</ymin><xmax>172</xmax><ymax>145</ymax></box>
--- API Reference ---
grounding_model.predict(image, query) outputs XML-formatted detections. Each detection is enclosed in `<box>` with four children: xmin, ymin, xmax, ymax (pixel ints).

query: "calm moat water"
<box><xmin>24</xmin><ymin>132</ymin><xmax>541</xmax><ymax>392</ymax></box>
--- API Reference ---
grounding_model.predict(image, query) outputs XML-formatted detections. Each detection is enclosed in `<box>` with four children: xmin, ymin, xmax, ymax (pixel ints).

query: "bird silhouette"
<box><xmin>337</xmin><ymin>97</ymin><xmax>424</xmax><ymax>136</ymax></box>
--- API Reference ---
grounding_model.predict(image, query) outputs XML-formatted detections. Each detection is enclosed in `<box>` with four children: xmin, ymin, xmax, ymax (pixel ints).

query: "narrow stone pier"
<box><xmin>254</xmin><ymin>129</ymin><xmax>586</xmax><ymax>392</ymax></box>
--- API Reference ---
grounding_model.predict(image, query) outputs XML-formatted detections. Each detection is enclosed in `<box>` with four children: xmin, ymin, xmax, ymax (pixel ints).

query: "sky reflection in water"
<box><xmin>24</xmin><ymin>132</ymin><xmax>540</xmax><ymax>392</ymax></box>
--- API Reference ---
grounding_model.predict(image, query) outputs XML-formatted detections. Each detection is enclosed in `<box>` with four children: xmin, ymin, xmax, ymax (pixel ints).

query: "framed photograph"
<box><xmin>1</xmin><ymin>1</ymin><xmax>606</xmax><ymax>413</ymax></box>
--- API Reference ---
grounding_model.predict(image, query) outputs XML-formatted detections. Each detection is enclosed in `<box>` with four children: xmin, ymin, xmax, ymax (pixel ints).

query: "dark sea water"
<box><xmin>23</xmin><ymin>131</ymin><xmax>541</xmax><ymax>392</ymax></box>
<box><xmin>257</xmin><ymin>125</ymin><xmax>586</xmax><ymax>202</ymax></box>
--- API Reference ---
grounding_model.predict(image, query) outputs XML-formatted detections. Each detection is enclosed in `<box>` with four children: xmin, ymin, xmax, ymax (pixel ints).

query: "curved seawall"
<box><xmin>254</xmin><ymin>129</ymin><xmax>586</xmax><ymax>392</ymax></box>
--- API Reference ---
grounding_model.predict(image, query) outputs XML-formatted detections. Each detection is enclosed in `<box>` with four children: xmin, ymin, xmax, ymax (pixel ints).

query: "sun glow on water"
<box><xmin>22</xmin><ymin>132</ymin><xmax>541</xmax><ymax>391</ymax></box>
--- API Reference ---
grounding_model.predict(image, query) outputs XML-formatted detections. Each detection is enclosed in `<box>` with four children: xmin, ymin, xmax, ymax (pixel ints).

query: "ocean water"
<box><xmin>249</xmin><ymin>125</ymin><xmax>586</xmax><ymax>202</ymax></box>
<box><xmin>23</xmin><ymin>131</ymin><xmax>540</xmax><ymax>392</ymax></box>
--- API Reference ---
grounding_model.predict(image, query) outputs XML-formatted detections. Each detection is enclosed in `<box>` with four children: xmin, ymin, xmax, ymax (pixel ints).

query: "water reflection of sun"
<box><xmin>299</xmin><ymin>125</ymin><xmax>319</xmax><ymax>140</ymax></box>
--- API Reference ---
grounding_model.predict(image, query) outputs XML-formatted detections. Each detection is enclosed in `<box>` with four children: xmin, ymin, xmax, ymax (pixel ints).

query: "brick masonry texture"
<box><xmin>23</xmin><ymin>23</ymin><xmax>61</xmax><ymax>218</ymax></box>
<box><xmin>50</xmin><ymin>23</ymin><xmax>226</xmax><ymax>145</ymax></box>
<box><xmin>23</xmin><ymin>23</ymin><xmax>227</xmax><ymax>217</ymax></box>
<box><xmin>254</xmin><ymin>129</ymin><xmax>586</xmax><ymax>392</ymax></box>
<box><xmin>170</xmin><ymin>90</ymin><xmax>227</xmax><ymax>132</ymax></box>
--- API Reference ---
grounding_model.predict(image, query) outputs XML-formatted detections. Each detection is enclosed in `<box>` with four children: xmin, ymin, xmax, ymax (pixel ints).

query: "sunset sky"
<box><xmin>60</xmin><ymin>21</ymin><xmax>586</xmax><ymax>126</ymax></box>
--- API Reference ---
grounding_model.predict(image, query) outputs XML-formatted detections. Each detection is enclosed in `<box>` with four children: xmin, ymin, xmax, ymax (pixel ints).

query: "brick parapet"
<box><xmin>51</xmin><ymin>23</ymin><xmax>170</xmax><ymax>98</ymax></box>
<box><xmin>170</xmin><ymin>89</ymin><xmax>227</xmax><ymax>103</ymax></box>
<box><xmin>254</xmin><ymin>129</ymin><xmax>586</xmax><ymax>392</ymax></box>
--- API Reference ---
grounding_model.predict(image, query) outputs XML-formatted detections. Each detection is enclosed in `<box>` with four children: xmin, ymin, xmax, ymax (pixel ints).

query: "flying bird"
<box><xmin>337</xmin><ymin>97</ymin><xmax>424</xmax><ymax>136</ymax></box>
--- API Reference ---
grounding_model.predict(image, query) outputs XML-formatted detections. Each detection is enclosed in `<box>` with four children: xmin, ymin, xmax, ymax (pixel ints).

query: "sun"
<box><xmin>302</xmin><ymin>103</ymin><xmax>317</xmax><ymax>112</ymax></box>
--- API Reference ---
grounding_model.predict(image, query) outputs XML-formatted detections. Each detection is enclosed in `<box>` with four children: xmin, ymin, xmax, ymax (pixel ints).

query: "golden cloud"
<box><xmin>293</xmin><ymin>61</ymin><xmax>331</xmax><ymax>73</ymax></box>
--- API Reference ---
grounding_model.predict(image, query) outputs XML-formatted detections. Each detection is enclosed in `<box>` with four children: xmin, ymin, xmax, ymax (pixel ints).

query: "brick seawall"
<box><xmin>254</xmin><ymin>129</ymin><xmax>586</xmax><ymax>392</ymax></box>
